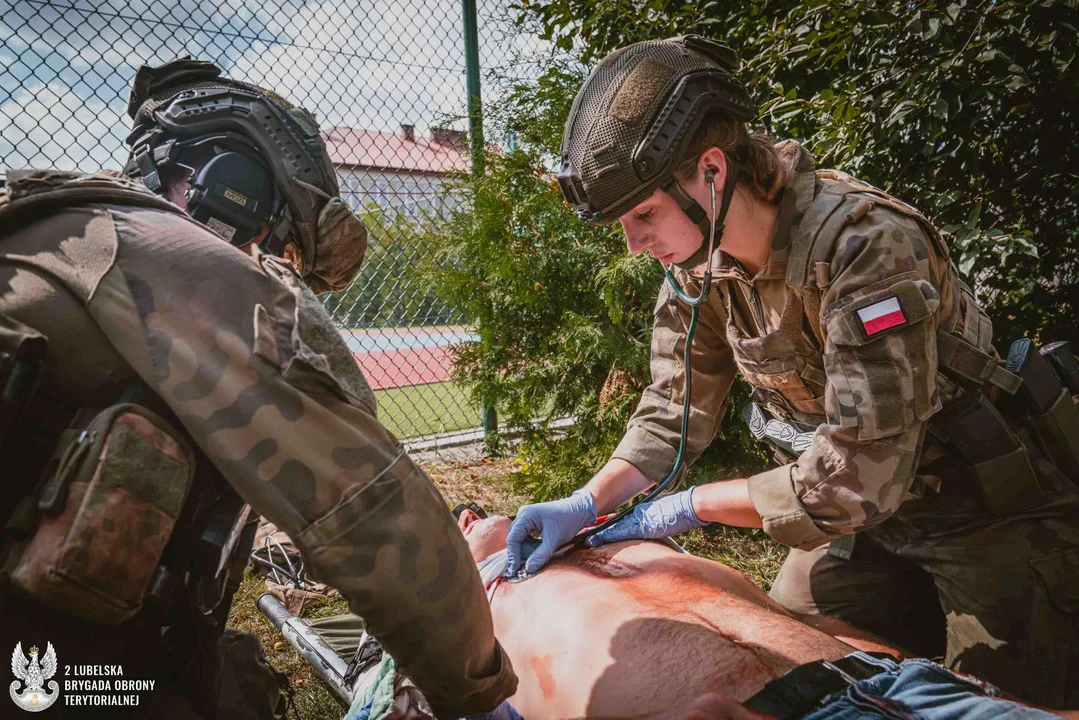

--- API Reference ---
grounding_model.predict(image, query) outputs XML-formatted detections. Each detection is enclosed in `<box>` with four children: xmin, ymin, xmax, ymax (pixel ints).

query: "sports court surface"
<box><xmin>342</xmin><ymin>327</ymin><xmax>477</xmax><ymax>390</ymax></box>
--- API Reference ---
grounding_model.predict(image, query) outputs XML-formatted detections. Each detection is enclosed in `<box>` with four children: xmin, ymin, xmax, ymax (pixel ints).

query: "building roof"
<box><xmin>322</xmin><ymin>126</ymin><xmax>470</xmax><ymax>175</ymax></box>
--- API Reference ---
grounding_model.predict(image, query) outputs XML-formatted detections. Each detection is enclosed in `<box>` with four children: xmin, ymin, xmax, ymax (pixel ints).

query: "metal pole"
<box><xmin>462</xmin><ymin>0</ymin><xmax>484</xmax><ymax>176</ymax></box>
<box><xmin>462</xmin><ymin>0</ymin><xmax>497</xmax><ymax>437</ymax></box>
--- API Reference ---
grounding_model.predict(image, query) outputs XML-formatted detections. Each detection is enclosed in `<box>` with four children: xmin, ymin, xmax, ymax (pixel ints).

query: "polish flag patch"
<box><xmin>857</xmin><ymin>296</ymin><xmax>907</xmax><ymax>336</ymax></box>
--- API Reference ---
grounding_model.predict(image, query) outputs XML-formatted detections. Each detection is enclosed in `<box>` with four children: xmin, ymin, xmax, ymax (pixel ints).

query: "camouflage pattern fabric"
<box><xmin>771</xmin><ymin>461</ymin><xmax>1079</xmax><ymax>708</ymax></box>
<box><xmin>12</xmin><ymin>405</ymin><xmax>195</xmax><ymax>625</ymax></box>
<box><xmin>0</xmin><ymin>171</ymin><xmax>516</xmax><ymax>716</ymax></box>
<box><xmin>610</xmin><ymin>142</ymin><xmax>1079</xmax><ymax>706</ymax></box>
<box><xmin>613</xmin><ymin>141</ymin><xmax>959</xmax><ymax>545</ymax></box>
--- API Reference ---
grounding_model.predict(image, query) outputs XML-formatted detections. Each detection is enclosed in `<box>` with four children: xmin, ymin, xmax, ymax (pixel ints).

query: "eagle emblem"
<box><xmin>10</xmin><ymin>642</ymin><xmax>59</xmax><ymax>712</ymax></box>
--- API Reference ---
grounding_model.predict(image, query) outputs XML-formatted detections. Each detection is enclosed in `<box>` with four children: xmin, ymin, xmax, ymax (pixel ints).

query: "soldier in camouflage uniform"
<box><xmin>506</xmin><ymin>35</ymin><xmax>1079</xmax><ymax>708</ymax></box>
<box><xmin>0</xmin><ymin>59</ymin><xmax>516</xmax><ymax>718</ymax></box>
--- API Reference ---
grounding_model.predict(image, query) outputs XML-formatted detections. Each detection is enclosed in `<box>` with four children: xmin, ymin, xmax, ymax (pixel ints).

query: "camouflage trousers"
<box><xmin>770</xmin><ymin>464</ymin><xmax>1079</xmax><ymax>709</ymax></box>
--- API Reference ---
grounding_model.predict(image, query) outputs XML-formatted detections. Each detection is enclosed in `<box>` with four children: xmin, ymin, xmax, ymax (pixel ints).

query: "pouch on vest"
<box><xmin>1005</xmin><ymin>339</ymin><xmax>1079</xmax><ymax>484</ymax></box>
<box><xmin>930</xmin><ymin>389</ymin><xmax>1043</xmax><ymax>513</ymax></box>
<box><xmin>11</xmin><ymin>403</ymin><xmax>195</xmax><ymax>625</ymax></box>
<box><xmin>0</xmin><ymin>315</ymin><xmax>46</xmax><ymax>443</ymax></box>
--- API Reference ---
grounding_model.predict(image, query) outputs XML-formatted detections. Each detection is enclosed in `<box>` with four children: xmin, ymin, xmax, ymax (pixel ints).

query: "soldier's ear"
<box><xmin>697</xmin><ymin>147</ymin><xmax>727</xmax><ymax>188</ymax></box>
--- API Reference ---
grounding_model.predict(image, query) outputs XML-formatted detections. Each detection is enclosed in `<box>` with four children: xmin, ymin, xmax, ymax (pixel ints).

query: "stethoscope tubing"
<box><xmin>571</xmin><ymin>174</ymin><xmax>720</xmax><ymax>548</ymax></box>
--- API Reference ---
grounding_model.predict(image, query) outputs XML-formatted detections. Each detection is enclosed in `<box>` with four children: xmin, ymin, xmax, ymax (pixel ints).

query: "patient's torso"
<box><xmin>491</xmin><ymin>541</ymin><xmax>852</xmax><ymax>718</ymax></box>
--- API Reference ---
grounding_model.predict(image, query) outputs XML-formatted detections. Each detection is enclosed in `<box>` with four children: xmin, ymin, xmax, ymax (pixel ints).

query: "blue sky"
<box><xmin>1</xmin><ymin>0</ymin><xmax>554</xmax><ymax>170</ymax></box>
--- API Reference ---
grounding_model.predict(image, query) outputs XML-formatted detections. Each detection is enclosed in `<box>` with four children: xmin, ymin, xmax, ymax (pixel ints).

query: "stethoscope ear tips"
<box><xmin>704</xmin><ymin>169</ymin><xmax>716</xmax><ymax>184</ymax></box>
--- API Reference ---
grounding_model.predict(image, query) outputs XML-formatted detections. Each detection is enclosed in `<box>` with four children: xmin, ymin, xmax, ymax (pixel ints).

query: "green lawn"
<box><xmin>374</xmin><ymin>381</ymin><xmax>481</xmax><ymax>438</ymax></box>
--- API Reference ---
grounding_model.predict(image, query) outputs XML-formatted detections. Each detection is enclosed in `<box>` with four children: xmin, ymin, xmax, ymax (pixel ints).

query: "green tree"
<box><xmin>434</xmin><ymin>0</ymin><xmax>1077</xmax><ymax>492</ymax></box>
<box><xmin>323</xmin><ymin>203</ymin><xmax>454</xmax><ymax>329</ymax></box>
<box><xmin>434</xmin><ymin>70</ymin><xmax>764</xmax><ymax>496</ymax></box>
<box><xmin>522</xmin><ymin>0</ymin><xmax>1079</xmax><ymax>342</ymax></box>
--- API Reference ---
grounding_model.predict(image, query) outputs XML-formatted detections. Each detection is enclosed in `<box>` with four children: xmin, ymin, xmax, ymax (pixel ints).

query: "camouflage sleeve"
<box><xmin>748</xmin><ymin>205</ymin><xmax>944</xmax><ymax>549</ymax></box>
<box><xmin>87</xmin><ymin>207</ymin><xmax>515</xmax><ymax>715</ymax></box>
<box><xmin>611</xmin><ymin>277</ymin><xmax>738</xmax><ymax>483</ymax></box>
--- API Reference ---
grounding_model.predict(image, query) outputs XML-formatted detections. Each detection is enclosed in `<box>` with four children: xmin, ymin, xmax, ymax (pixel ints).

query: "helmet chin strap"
<box><xmin>662</xmin><ymin>160</ymin><xmax>742</xmax><ymax>268</ymax></box>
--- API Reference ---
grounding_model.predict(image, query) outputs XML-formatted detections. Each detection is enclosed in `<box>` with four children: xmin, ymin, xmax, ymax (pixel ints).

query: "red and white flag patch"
<box><xmin>857</xmin><ymin>296</ymin><xmax>907</xmax><ymax>336</ymax></box>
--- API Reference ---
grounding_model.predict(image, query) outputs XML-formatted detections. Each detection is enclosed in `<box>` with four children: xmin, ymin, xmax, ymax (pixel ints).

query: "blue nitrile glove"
<box><xmin>583</xmin><ymin>487</ymin><xmax>706</xmax><ymax>547</ymax></box>
<box><xmin>505</xmin><ymin>489</ymin><xmax>597</xmax><ymax>576</ymax></box>
<box><xmin>463</xmin><ymin>699</ymin><xmax>523</xmax><ymax>720</ymax></box>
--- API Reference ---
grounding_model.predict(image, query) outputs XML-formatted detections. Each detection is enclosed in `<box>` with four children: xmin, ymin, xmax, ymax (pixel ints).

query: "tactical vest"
<box><xmin>0</xmin><ymin>170</ymin><xmax>257</xmax><ymax>706</ymax></box>
<box><xmin>747</xmin><ymin>169</ymin><xmax>1079</xmax><ymax>516</ymax></box>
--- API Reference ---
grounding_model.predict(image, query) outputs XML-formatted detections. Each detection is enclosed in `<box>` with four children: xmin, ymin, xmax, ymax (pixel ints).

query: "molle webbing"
<box><xmin>937</xmin><ymin>331</ymin><xmax>1023</xmax><ymax>395</ymax></box>
<box><xmin>786</xmin><ymin>172</ymin><xmax>951</xmax><ymax>293</ymax></box>
<box><xmin>0</xmin><ymin>169</ymin><xmax>184</xmax><ymax>234</ymax></box>
<box><xmin>785</xmin><ymin>180</ymin><xmax>860</xmax><ymax>290</ymax></box>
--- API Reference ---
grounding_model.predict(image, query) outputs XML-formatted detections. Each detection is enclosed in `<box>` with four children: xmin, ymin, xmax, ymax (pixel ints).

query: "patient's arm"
<box><xmin>789</xmin><ymin>611</ymin><xmax>907</xmax><ymax>658</ymax></box>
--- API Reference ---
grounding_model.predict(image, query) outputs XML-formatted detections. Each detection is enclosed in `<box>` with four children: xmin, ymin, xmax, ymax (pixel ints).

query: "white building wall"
<box><xmin>335</xmin><ymin>167</ymin><xmax>461</xmax><ymax>221</ymax></box>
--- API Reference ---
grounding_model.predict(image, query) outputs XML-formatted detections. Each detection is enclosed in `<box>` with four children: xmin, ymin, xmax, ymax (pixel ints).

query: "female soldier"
<box><xmin>506</xmin><ymin>35</ymin><xmax>1079</xmax><ymax>708</ymax></box>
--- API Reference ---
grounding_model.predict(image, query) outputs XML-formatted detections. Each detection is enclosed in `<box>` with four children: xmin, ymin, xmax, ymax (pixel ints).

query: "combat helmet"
<box><xmin>557</xmin><ymin>35</ymin><xmax>756</xmax><ymax>241</ymax></box>
<box><xmin>124</xmin><ymin>58</ymin><xmax>366</xmax><ymax>293</ymax></box>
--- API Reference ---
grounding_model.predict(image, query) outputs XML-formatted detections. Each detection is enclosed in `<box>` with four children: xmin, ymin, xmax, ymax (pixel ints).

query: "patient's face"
<box><xmin>457</xmin><ymin>508</ymin><xmax>511</xmax><ymax>563</ymax></box>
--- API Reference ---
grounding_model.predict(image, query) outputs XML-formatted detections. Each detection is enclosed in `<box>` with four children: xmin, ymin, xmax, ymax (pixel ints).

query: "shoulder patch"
<box><xmin>856</xmin><ymin>296</ymin><xmax>906</xmax><ymax>336</ymax></box>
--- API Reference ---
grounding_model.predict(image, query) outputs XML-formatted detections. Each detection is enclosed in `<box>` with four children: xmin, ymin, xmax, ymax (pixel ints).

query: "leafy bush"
<box><xmin>435</xmin><ymin>0</ymin><xmax>1077</xmax><ymax>493</ymax></box>
<box><xmin>433</xmin><ymin>68</ymin><xmax>764</xmax><ymax>496</ymax></box>
<box><xmin>522</xmin><ymin>0</ymin><xmax>1079</xmax><ymax>343</ymax></box>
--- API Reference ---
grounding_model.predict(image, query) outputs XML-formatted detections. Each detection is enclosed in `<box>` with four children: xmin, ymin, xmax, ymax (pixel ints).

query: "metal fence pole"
<box><xmin>462</xmin><ymin>0</ymin><xmax>497</xmax><ymax>438</ymax></box>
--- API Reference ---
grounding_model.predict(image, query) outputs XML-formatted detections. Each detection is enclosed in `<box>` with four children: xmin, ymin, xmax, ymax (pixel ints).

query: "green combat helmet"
<box><xmin>124</xmin><ymin>58</ymin><xmax>367</xmax><ymax>293</ymax></box>
<box><xmin>556</xmin><ymin>35</ymin><xmax>756</xmax><ymax>242</ymax></box>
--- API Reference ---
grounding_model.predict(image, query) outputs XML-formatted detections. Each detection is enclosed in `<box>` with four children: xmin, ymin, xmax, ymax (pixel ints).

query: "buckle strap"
<box><xmin>743</xmin><ymin>652</ymin><xmax>894</xmax><ymax>720</ymax></box>
<box><xmin>938</xmin><ymin>331</ymin><xmax>1023</xmax><ymax>395</ymax></box>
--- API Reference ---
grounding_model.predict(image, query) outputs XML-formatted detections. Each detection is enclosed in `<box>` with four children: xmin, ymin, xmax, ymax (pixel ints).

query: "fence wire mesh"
<box><xmin>1</xmin><ymin>0</ymin><xmax>551</xmax><ymax>440</ymax></box>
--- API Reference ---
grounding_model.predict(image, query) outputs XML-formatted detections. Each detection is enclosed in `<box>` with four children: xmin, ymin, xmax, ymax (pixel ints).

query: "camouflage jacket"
<box><xmin>612</xmin><ymin>142</ymin><xmax>994</xmax><ymax>550</ymax></box>
<box><xmin>0</xmin><ymin>170</ymin><xmax>516</xmax><ymax>715</ymax></box>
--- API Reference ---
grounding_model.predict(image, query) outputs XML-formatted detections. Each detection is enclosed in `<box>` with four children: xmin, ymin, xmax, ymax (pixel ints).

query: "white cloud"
<box><xmin>1</xmin><ymin>0</ymin><xmax>558</xmax><ymax>170</ymax></box>
<box><xmin>0</xmin><ymin>80</ymin><xmax>128</xmax><ymax>170</ymax></box>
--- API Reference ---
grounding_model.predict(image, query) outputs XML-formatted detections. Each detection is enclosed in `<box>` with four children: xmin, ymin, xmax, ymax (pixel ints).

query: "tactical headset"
<box><xmin>124</xmin><ymin>60</ymin><xmax>340</xmax><ymax>268</ymax></box>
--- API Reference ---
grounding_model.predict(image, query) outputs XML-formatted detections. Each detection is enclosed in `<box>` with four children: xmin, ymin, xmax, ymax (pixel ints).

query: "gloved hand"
<box><xmin>583</xmin><ymin>487</ymin><xmax>706</xmax><ymax>548</ymax></box>
<box><xmin>505</xmin><ymin>489</ymin><xmax>597</xmax><ymax>576</ymax></box>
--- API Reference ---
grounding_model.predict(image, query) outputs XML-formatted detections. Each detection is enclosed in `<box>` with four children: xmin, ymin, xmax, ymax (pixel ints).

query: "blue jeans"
<box><xmin>801</xmin><ymin>652</ymin><xmax>1059</xmax><ymax>719</ymax></box>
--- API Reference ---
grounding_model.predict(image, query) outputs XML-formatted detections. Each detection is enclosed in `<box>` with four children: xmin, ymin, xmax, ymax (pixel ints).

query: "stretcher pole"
<box><xmin>257</xmin><ymin>593</ymin><xmax>353</xmax><ymax>703</ymax></box>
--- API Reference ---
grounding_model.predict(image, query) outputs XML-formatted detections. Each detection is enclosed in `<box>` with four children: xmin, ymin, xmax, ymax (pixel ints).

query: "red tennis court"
<box><xmin>345</xmin><ymin>328</ymin><xmax>475</xmax><ymax>390</ymax></box>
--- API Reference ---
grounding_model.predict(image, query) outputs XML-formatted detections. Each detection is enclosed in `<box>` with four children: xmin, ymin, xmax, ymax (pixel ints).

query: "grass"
<box><xmin>373</xmin><ymin>381</ymin><xmax>480</xmax><ymax>438</ymax></box>
<box><xmin>227</xmin><ymin>456</ymin><xmax>783</xmax><ymax>718</ymax></box>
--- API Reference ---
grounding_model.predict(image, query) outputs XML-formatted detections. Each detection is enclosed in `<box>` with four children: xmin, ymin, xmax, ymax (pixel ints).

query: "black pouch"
<box><xmin>931</xmin><ymin>390</ymin><xmax>1043</xmax><ymax>513</ymax></box>
<box><xmin>11</xmin><ymin>403</ymin><xmax>195</xmax><ymax>624</ymax></box>
<box><xmin>1030</xmin><ymin>388</ymin><xmax>1079</xmax><ymax>484</ymax></box>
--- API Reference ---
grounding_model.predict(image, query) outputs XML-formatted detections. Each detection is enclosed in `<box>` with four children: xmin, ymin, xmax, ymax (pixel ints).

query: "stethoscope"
<box><xmin>569</xmin><ymin>169</ymin><xmax>721</xmax><ymax>549</ymax></box>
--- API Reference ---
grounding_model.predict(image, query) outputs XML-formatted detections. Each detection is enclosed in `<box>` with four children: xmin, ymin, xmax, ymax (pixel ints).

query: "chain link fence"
<box><xmin>1</xmin><ymin>0</ymin><xmax>552</xmax><ymax>440</ymax></box>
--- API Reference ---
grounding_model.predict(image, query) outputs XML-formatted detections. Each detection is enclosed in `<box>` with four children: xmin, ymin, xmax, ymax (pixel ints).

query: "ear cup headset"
<box><xmin>139</xmin><ymin>131</ymin><xmax>284</xmax><ymax>248</ymax></box>
<box><xmin>554</xmin><ymin>36</ymin><xmax>755</xmax><ymax>547</ymax></box>
<box><xmin>124</xmin><ymin>59</ymin><xmax>340</xmax><ymax>271</ymax></box>
<box><xmin>187</xmin><ymin>150</ymin><xmax>279</xmax><ymax>248</ymax></box>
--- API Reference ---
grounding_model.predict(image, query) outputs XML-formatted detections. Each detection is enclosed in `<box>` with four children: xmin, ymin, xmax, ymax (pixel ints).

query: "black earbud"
<box><xmin>704</xmin><ymin>169</ymin><xmax>716</xmax><ymax>184</ymax></box>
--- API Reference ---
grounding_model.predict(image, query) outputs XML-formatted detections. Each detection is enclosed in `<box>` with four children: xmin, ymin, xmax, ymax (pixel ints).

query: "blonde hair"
<box><xmin>674</xmin><ymin>113</ymin><xmax>784</xmax><ymax>202</ymax></box>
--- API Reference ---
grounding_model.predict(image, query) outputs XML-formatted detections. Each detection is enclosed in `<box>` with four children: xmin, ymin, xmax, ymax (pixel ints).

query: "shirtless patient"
<box><xmin>457</xmin><ymin>509</ymin><xmax>1066</xmax><ymax>720</ymax></box>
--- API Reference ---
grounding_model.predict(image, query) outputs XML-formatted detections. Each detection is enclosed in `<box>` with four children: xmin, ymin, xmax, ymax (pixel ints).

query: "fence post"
<box><xmin>462</xmin><ymin>0</ymin><xmax>498</xmax><ymax>439</ymax></box>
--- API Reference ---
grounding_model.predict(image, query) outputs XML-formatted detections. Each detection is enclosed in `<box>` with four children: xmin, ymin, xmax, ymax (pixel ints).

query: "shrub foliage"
<box><xmin>434</xmin><ymin>0</ymin><xmax>1077</xmax><ymax>491</ymax></box>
